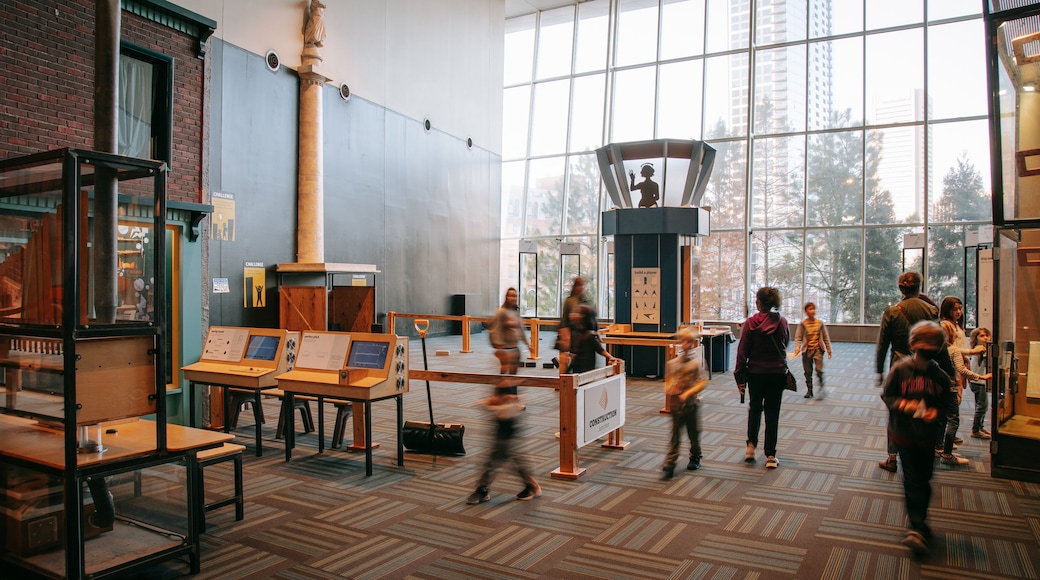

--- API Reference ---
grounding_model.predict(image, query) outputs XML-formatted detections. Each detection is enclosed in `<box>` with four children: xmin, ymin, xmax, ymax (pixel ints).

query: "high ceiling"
<box><xmin>504</xmin><ymin>0</ymin><xmax>580</xmax><ymax>18</ymax></box>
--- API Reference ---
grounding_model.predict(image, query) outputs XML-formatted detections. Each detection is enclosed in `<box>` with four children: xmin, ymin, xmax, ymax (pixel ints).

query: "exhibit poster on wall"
<box><xmin>244</xmin><ymin>262</ymin><xmax>266</xmax><ymax>308</ymax></box>
<box><xmin>211</xmin><ymin>191</ymin><xmax>236</xmax><ymax>241</ymax></box>
<box><xmin>631</xmin><ymin>267</ymin><xmax>660</xmax><ymax>323</ymax></box>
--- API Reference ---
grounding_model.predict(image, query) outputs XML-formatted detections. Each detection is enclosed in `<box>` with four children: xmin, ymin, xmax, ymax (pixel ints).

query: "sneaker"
<box><xmin>971</xmin><ymin>430</ymin><xmax>991</xmax><ymax>439</ymax></box>
<box><xmin>878</xmin><ymin>456</ymin><xmax>898</xmax><ymax>473</ymax></box>
<box><xmin>803</xmin><ymin>391</ymin><xmax>813</xmax><ymax>398</ymax></box>
<box><xmin>902</xmin><ymin>530</ymin><xmax>929</xmax><ymax>556</ymax></box>
<box><xmin>940</xmin><ymin>453</ymin><xmax>969</xmax><ymax>466</ymax></box>
<box><xmin>517</xmin><ymin>481</ymin><xmax>541</xmax><ymax>501</ymax></box>
<box><xmin>954</xmin><ymin>436</ymin><xmax>964</xmax><ymax>444</ymax></box>
<box><xmin>687</xmin><ymin>457</ymin><xmax>701</xmax><ymax>471</ymax></box>
<box><xmin>662</xmin><ymin>464</ymin><xmax>675</xmax><ymax>480</ymax></box>
<box><xmin>467</xmin><ymin>487</ymin><xmax>490</xmax><ymax>504</ymax></box>
<box><xmin>765</xmin><ymin>456</ymin><xmax>778</xmax><ymax>469</ymax></box>
<box><xmin>744</xmin><ymin>443</ymin><xmax>756</xmax><ymax>462</ymax></box>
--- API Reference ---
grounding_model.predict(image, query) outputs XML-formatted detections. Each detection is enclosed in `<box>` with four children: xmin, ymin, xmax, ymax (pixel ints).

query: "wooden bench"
<box><xmin>196</xmin><ymin>443</ymin><xmax>245</xmax><ymax>532</ymax></box>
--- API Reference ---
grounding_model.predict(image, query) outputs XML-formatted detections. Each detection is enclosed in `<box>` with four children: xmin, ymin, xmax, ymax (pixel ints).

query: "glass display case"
<box><xmin>984</xmin><ymin>2</ymin><xmax>1040</xmax><ymax>483</ymax></box>
<box><xmin>0</xmin><ymin>149</ymin><xmax>214</xmax><ymax>578</ymax></box>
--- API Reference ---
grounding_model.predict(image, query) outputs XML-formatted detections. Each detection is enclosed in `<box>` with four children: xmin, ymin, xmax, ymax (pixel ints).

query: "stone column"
<box><xmin>297</xmin><ymin>47</ymin><xmax>328</xmax><ymax>264</ymax></box>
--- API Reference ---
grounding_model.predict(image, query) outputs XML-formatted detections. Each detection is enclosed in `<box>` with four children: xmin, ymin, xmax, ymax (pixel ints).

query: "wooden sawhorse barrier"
<box><xmin>387</xmin><ymin>311</ymin><xmax>544</xmax><ymax>361</ymax></box>
<box><xmin>409</xmin><ymin>361</ymin><xmax>626</xmax><ymax>479</ymax></box>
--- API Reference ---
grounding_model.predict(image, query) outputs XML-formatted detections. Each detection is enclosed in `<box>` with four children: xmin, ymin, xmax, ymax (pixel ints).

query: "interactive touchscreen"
<box><xmin>244</xmin><ymin>335</ymin><xmax>281</xmax><ymax>362</ymax></box>
<box><xmin>346</xmin><ymin>340</ymin><xmax>390</xmax><ymax>370</ymax></box>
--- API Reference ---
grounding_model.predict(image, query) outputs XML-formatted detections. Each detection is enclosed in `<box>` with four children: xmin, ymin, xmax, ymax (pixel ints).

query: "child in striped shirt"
<box><xmin>792</xmin><ymin>302</ymin><xmax>832</xmax><ymax>398</ymax></box>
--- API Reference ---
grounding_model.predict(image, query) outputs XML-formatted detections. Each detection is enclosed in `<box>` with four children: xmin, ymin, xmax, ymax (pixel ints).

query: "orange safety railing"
<box><xmin>386</xmin><ymin>311</ymin><xmax>544</xmax><ymax>360</ymax></box>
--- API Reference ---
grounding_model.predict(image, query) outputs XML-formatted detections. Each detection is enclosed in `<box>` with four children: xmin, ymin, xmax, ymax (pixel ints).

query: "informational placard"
<box><xmin>212</xmin><ymin>278</ymin><xmax>230</xmax><ymax>294</ymax></box>
<box><xmin>244</xmin><ymin>262</ymin><xmax>266</xmax><ymax>308</ymax></box>
<box><xmin>211</xmin><ymin>191</ymin><xmax>236</xmax><ymax>241</ymax></box>
<box><xmin>1028</xmin><ymin>342</ymin><xmax>1040</xmax><ymax>399</ymax></box>
<box><xmin>576</xmin><ymin>374</ymin><xmax>626</xmax><ymax>447</ymax></box>
<box><xmin>295</xmin><ymin>332</ymin><xmax>351</xmax><ymax>371</ymax></box>
<box><xmin>201</xmin><ymin>327</ymin><xmax>249</xmax><ymax>361</ymax></box>
<box><xmin>631</xmin><ymin>267</ymin><xmax>660</xmax><ymax>323</ymax></box>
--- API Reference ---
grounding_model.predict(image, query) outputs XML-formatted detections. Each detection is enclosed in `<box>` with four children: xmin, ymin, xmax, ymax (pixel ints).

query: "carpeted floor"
<box><xmin>132</xmin><ymin>333</ymin><xmax>1039</xmax><ymax>579</ymax></box>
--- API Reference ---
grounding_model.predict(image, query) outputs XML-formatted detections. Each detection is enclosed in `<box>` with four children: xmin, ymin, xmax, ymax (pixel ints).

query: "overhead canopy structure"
<box><xmin>595</xmin><ymin>139</ymin><xmax>716</xmax><ymax>209</ymax></box>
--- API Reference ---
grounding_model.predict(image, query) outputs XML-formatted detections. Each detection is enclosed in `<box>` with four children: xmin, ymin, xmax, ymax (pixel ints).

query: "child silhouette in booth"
<box><xmin>662</xmin><ymin>327</ymin><xmax>707</xmax><ymax>479</ymax></box>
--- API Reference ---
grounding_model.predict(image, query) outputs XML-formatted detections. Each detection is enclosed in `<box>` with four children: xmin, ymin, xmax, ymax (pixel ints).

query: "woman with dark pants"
<box><xmin>734</xmin><ymin>287</ymin><xmax>790</xmax><ymax>469</ymax></box>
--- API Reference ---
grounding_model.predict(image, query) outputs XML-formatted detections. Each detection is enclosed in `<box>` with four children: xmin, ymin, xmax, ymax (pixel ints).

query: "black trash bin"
<box><xmin>710</xmin><ymin>333</ymin><xmax>732</xmax><ymax>373</ymax></box>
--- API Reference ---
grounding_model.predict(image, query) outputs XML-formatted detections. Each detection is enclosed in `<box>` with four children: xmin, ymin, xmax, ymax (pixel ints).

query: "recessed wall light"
<box><xmin>423</xmin><ymin>118</ymin><xmax>432</xmax><ymax>132</ymax></box>
<box><xmin>467</xmin><ymin>137</ymin><xmax>473</xmax><ymax>149</ymax></box>
<box><xmin>339</xmin><ymin>83</ymin><xmax>351</xmax><ymax>100</ymax></box>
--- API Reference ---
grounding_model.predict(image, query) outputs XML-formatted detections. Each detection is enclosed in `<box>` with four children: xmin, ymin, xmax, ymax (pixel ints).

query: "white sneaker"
<box><xmin>765</xmin><ymin>456</ymin><xmax>778</xmax><ymax>469</ymax></box>
<box><xmin>744</xmin><ymin>443</ymin><xmax>756</xmax><ymax>462</ymax></box>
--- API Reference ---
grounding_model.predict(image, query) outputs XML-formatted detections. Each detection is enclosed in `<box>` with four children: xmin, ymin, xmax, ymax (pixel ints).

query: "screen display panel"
<box><xmin>346</xmin><ymin>340</ymin><xmax>390</xmax><ymax>370</ymax></box>
<box><xmin>243</xmin><ymin>335</ymin><xmax>281</xmax><ymax>362</ymax></box>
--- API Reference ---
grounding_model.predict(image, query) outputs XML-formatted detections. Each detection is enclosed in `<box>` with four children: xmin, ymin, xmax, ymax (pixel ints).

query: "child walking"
<box><xmin>467</xmin><ymin>377</ymin><xmax>541</xmax><ymax>504</ymax></box>
<box><xmin>792</xmin><ymin>302</ymin><xmax>832</xmax><ymax>398</ymax></box>
<box><xmin>662</xmin><ymin>328</ymin><xmax>707</xmax><ymax>479</ymax></box>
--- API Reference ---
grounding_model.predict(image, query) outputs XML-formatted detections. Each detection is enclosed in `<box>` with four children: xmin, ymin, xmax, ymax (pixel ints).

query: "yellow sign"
<box><xmin>212</xmin><ymin>192</ymin><xmax>236</xmax><ymax>241</ymax></box>
<box><xmin>244</xmin><ymin>263</ymin><xmax>266</xmax><ymax>308</ymax></box>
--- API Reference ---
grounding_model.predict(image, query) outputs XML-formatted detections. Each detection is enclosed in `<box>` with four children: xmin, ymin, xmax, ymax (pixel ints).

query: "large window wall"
<box><xmin>502</xmin><ymin>0</ymin><xmax>991</xmax><ymax>325</ymax></box>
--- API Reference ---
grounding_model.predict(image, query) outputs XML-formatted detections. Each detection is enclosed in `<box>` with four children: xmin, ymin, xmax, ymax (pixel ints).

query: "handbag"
<box><xmin>770</xmin><ymin>335</ymin><xmax>798</xmax><ymax>392</ymax></box>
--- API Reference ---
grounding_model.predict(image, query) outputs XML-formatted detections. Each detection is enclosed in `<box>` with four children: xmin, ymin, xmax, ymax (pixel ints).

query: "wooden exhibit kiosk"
<box><xmin>275</xmin><ymin>331</ymin><xmax>409</xmax><ymax>475</ymax></box>
<box><xmin>984</xmin><ymin>4</ymin><xmax>1040</xmax><ymax>482</ymax></box>
<box><xmin>0</xmin><ymin>149</ymin><xmax>230</xmax><ymax>578</ymax></box>
<box><xmin>182</xmin><ymin>327</ymin><xmax>300</xmax><ymax>456</ymax></box>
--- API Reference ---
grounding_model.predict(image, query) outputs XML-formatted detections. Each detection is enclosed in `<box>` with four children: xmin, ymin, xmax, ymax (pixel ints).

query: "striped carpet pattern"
<box><xmin>130</xmin><ymin>334</ymin><xmax>1040</xmax><ymax>579</ymax></box>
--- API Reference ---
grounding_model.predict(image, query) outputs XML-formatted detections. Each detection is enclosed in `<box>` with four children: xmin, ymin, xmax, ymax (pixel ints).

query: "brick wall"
<box><xmin>0</xmin><ymin>0</ymin><xmax>204</xmax><ymax>204</ymax></box>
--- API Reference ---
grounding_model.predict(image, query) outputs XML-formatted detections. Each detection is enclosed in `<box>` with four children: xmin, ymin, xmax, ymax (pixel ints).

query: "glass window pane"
<box><xmin>661</xmin><ymin>0</ymin><xmax>705</xmax><ymax>60</ymax></box>
<box><xmin>702</xmin><ymin>140</ymin><xmax>747</xmax><ymax>229</ymax></box>
<box><xmin>575</xmin><ymin>0</ymin><xmax>610</xmax><ymax>73</ymax></box>
<box><xmin>524</xmin><ymin>157</ymin><xmax>566</xmax><ymax>237</ymax></box>
<box><xmin>658</xmin><ymin>60</ymin><xmax>703</xmax><ymax>140</ymax></box>
<box><xmin>502</xmin><ymin>86</ymin><xmax>531</xmax><ymax>160</ymax></box>
<box><xmin>754</xmin><ymin>44</ymin><xmax>807</xmax><ymax>135</ymax></box>
<box><xmin>704</xmin><ymin>52</ymin><xmax>749</xmax><ymax>138</ymax></box>
<box><xmin>570</xmin><ymin>74</ymin><xmax>605</xmax><ymax>153</ymax></box>
<box><xmin>118</xmin><ymin>55</ymin><xmax>154</xmax><ymax>159</ymax></box>
<box><xmin>866</xmin><ymin>0</ymin><xmax>922</xmax><ymax>31</ymax></box>
<box><xmin>616</xmin><ymin>0</ymin><xmax>660</xmax><ymax>67</ymax></box>
<box><xmin>530</xmin><ymin>238</ymin><xmax>563</xmax><ymax>318</ymax></box>
<box><xmin>505</xmin><ymin>14</ymin><xmax>536</xmax><ymax>86</ymax></box>
<box><xmin>867</xmin><ymin>126</ymin><xmax>924</xmax><ymax>224</ymax></box>
<box><xmin>706</xmin><ymin>0</ymin><xmax>749</xmax><ymax>54</ymax></box>
<box><xmin>565</xmin><ymin>154</ymin><xmax>602</xmax><ymax>234</ymax></box>
<box><xmin>808</xmin><ymin>37</ymin><xmax>862</xmax><ymax>130</ymax></box>
<box><xmin>501</xmin><ymin>161</ymin><xmax>526</xmax><ymax>238</ymax></box>
<box><xmin>811</xmin><ymin>0</ymin><xmax>862</xmax><ymax>38</ymax></box>
<box><xmin>865</xmin><ymin>29</ymin><xmax>923</xmax><ymax>125</ymax></box>
<box><xmin>804</xmin><ymin>229</ymin><xmax>862</xmax><ymax>323</ymax></box>
<box><xmin>751</xmin><ymin>135</ymin><xmax>806</xmax><ymax>228</ymax></box>
<box><xmin>529</xmin><ymin>80</ymin><xmax>570</xmax><ymax>157</ymax></box>
<box><xmin>863</xmin><ymin>226</ymin><xmax>909</xmax><ymax>323</ymax></box>
<box><xmin>807</xmin><ymin>130</ymin><xmax>863</xmax><ymax>226</ymax></box>
<box><xmin>929</xmin><ymin>120</ymin><xmax>992</xmax><ymax>223</ymax></box>
<box><xmin>750</xmin><ymin>230</ymin><xmax>805</xmax><ymax>321</ymax></box>
<box><xmin>927</xmin><ymin>224</ymin><xmax>971</xmax><ymax>305</ymax></box>
<box><xmin>928</xmin><ymin>0</ymin><xmax>980</xmax><ymax>21</ymax></box>
<box><xmin>756</xmin><ymin>0</ymin><xmax>806</xmax><ymax>46</ymax></box>
<box><xmin>536</xmin><ymin>6</ymin><xmax>575</xmax><ymax>80</ymax></box>
<box><xmin>611</xmin><ymin>66</ymin><xmax>657</xmax><ymax>142</ymax></box>
<box><xmin>697</xmin><ymin>231</ymin><xmax>746</xmax><ymax>320</ymax></box>
<box><xmin>927</xmin><ymin>20</ymin><xmax>987</xmax><ymax>120</ymax></box>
